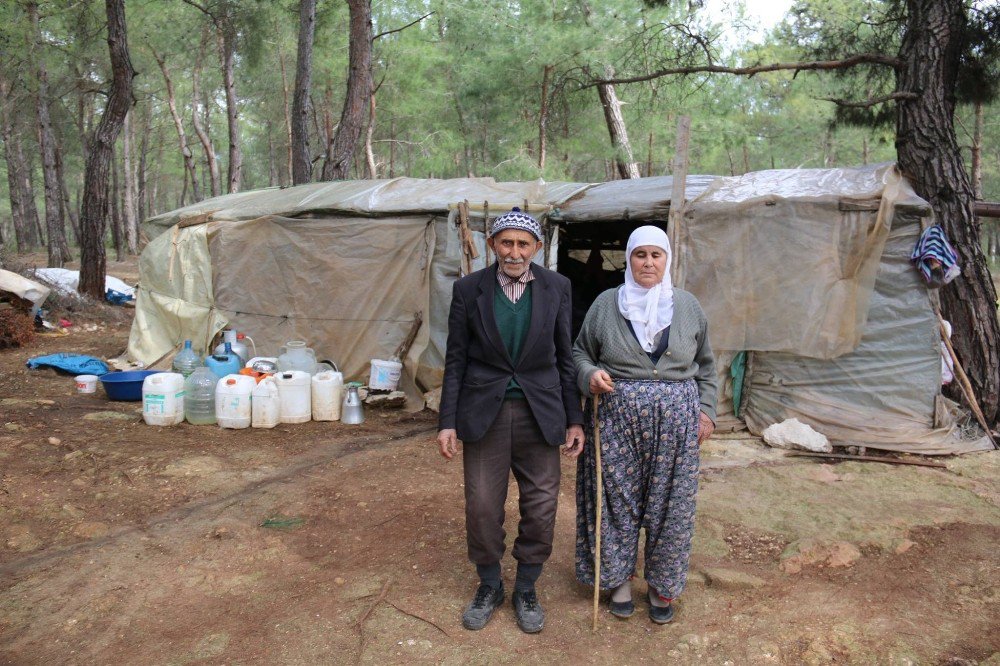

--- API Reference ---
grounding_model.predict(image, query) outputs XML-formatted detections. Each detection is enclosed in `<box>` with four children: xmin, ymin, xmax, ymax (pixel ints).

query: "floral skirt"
<box><xmin>575</xmin><ymin>378</ymin><xmax>700</xmax><ymax>599</ymax></box>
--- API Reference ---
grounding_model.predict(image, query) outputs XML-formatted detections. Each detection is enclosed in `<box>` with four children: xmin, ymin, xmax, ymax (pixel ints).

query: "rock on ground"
<box><xmin>762</xmin><ymin>418</ymin><xmax>832</xmax><ymax>453</ymax></box>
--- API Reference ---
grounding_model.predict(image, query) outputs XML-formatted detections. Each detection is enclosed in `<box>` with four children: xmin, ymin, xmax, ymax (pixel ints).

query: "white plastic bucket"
<box><xmin>252</xmin><ymin>376</ymin><xmax>280</xmax><ymax>428</ymax></box>
<box><xmin>276</xmin><ymin>370</ymin><xmax>311</xmax><ymax>423</ymax></box>
<box><xmin>368</xmin><ymin>359</ymin><xmax>402</xmax><ymax>391</ymax></box>
<box><xmin>215</xmin><ymin>374</ymin><xmax>255</xmax><ymax>429</ymax></box>
<box><xmin>75</xmin><ymin>374</ymin><xmax>98</xmax><ymax>394</ymax></box>
<box><xmin>142</xmin><ymin>372</ymin><xmax>185</xmax><ymax>426</ymax></box>
<box><xmin>312</xmin><ymin>371</ymin><xmax>344</xmax><ymax>421</ymax></box>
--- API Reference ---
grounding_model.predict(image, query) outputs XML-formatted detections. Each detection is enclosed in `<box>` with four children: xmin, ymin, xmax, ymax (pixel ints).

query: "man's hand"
<box><xmin>697</xmin><ymin>412</ymin><xmax>715</xmax><ymax>445</ymax></box>
<box><xmin>562</xmin><ymin>424</ymin><xmax>584</xmax><ymax>458</ymax></box>
<box><xmin>437</xmin><ymin>428</ymin><xmax>460</xmax><ymax>460</ymax></box>
<box><xmin>588</xmin><ymin>370</ymin><xmax>614</xmax><ymax>395</ymax></box>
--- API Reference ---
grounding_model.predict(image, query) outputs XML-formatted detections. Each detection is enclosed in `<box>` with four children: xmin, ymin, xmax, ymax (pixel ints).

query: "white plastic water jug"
<box><xmin>252</xmin><ymin>376</ymin><xmax>280</xmax><ymax>429</ymax></box>
<box><xmin>312</xmin><ymin>371</ymin><xmax>344</xmax><ymax>421</ymax></box>
<box><xmin>276</xmin><ymin>370</ymin><xmax>311</xmax><ymax>423</ymax></box>
<box><xmin>215</xmin><ymin>374</ymin><xmax>256</xmax><ymax>429</ymax></box>
<box><xmin>142</xmin><ymin>372</ymin><xmax>185</xmax><ymax>426</ymax></box>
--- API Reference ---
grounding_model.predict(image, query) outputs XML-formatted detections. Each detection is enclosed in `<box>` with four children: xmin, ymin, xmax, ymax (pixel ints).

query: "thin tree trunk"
<box><xmin>54</xmin><ymin>139</ymin><xmax>80</xmax><ymax>247</ymax></box>
<box><xmin>216</xmin><ymin>28</ymin><xmax>241</xmax><ymax>192</ymax></box>
<box><xmin>279</xmin><ymin>46</ymin><xmax>294</xmax><ymax>185</ymax></box>
<box><xmin>267</xmin><ymin>120</ymin><xmax>277</xmax><ymax>186</ymax></box>
<box><xmin>122</xmin><ymin>109</ymin><xmax>138</xmax><ymax>253</ymax></box>
<box><xmin>388</xmin><ymin>117</ymin><xmax>395</xmax><ymax>178</ymax></box>
<box><xmin>970</xmin><ymin>100</ymin><xmax>983</xmax><ymax>200</ymax></box>
<box><xmin>365</xmin><ymin>92</ymin><xmax>376</xmax><ymax>178</ymax></box>
<box><xmin>895</xmin><ymin>0</ymin><xmax>1000</xmax><ymax>425</ymax></box>
<box><xmin>742</xmin><ymin>143</ymin><xmax>750</xmax><ymax>174</ymax></box>
<box><xmin>596</xmin><ymin>67</ymin><xmax>640</xmax><ymax>179</ymax></box>
<box><xmin>14</xmin><ymin>130</ymin><xmax>43</xmax><ymax>247</ymax></box>
<box><xmin>0</xmin><ymin>72</ymin><xmax>34</xmax><ymax>251</ymax></box>
<box><xmin>79</xmin><ymin>0</ymin><xmax>135</xmax><ymax>300</ymax></box>
<box><xmin>28</xmin><ymin>2</ymin><xmax>66</xmax><ymax>266</ymax></box>
<box><xmin>137</xmin><ymin>101</ymin><xmax>151</xmax><ymax>223</ymax></box>
<box><xmin>321</xmin><ymin>0</ymin><xmax>372</xmax><ymax>181</ymax></box>
<box><xmin>191</xmin><ymin>27</ymin><xmax>220</xmax><ymax>197</ymax></box>
<box><xmin>291</xmin><ymin>0</ymin><xmax>316</xmax><ymax>185</ymax></box>
<box><xmin>110</xmin><ymin>142</ymin><xmax>124</xmax><ymax>262</ymax></box>
<box><xmin>862</xmin><ymin>136</ymin><xmax>869</xmax><ymax>165</ymax></box>
<box><xmin>538</xmin><ymin>64</ymin><xmax>553</xmax><ymax>170</ymax></box>
<box><xmin>152</xmin><ymin>47</ymin><xmax>200</xmax><ymax>204</ymax></box>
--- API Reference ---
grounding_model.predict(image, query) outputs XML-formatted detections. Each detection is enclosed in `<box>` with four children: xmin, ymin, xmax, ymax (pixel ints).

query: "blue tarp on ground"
<box><xmin>26</xmin><ymin>353</ymin><xmax>110</xmax><ymax>376</ymax></box>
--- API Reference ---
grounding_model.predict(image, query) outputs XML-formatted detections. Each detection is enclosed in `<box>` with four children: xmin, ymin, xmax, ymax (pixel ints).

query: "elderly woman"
<box><xmin>573</xmin><ymin>225</ymin><xmax>717</xmax><ymax>624</ymax></box>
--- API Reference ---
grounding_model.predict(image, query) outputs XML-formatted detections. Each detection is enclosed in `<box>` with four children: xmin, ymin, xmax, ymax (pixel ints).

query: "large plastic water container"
<box><xmin>252</xmin><ymin>376</ymin><xmax>280</xmax><ymax>428</ymax></box>
<box><xmin>142</xmin><ymin>372</ymin><xmax>185</xmax><ymax>426</ymax></box>
<box><xmin>215</xmin><ymin>374</ymin><xmax>255</xmax><ymax>429</ymax></box>
<box><xmin>276</xmin><ymin>370</ymin><xmax>311</xmax><ymax>423</ymax></box>
<box><xmin>206</xmin><ymin>342</ymin><xmax>242</xmax><ymax>379</ymax></box>
<box><xmin>172</xmin><ymin>340</ymin><xmax>202</xmax><ymax>378</ymax></box>
<box><xmin>312</xmin><ymin>371</ymin><xmax>344</xmax><ymax>421</ymax></box>
<box><xmin>185</xmin><ymin>366</ymin><xmax>219</xmax><ymax>425</ymax></box>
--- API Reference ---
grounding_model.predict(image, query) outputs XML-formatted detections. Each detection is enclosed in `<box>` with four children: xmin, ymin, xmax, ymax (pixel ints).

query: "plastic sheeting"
<box><xmin>0</xmin><ymin>268</ymin><xmax>50</xmax><ymax>312</ymax></box>
<box><xmin>741</xmin><ymin>214</ymin><xmax>991</xmax><ymax>455</ymax></box>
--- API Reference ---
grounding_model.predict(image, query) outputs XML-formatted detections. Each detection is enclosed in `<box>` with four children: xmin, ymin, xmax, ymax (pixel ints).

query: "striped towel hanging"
<box><xmin>910</xmin><ymin>225</ymin><xmax>961</xmax><ymax>288</ymax></box>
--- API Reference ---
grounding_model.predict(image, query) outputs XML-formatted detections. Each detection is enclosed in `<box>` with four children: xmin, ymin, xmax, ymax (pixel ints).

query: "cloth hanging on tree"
<box><xmin>910</xmin><ymin>225</ymin><xmax>961</xmax><ymax>288</ymax></box>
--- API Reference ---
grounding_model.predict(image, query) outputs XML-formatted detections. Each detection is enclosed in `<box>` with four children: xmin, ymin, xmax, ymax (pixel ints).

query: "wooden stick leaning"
<box><xmin>935</xmin><ymin>310</ymin><xmax>997</xmax><ymax>448</ymax></box>
<box><xmin>592</xmin><ymin>394</ymin><xmax>602</xmax><ymax>632</ymax></box>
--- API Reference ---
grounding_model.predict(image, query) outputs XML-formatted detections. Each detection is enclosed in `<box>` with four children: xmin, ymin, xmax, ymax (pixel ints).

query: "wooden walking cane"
<box><xmin>592</xmin><ymin>394</ymin><xmax>603</xmax><ymax>632</ymax></box>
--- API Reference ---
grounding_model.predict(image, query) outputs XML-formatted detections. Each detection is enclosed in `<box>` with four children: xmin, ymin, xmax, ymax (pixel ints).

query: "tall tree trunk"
<box><xmin>267</xmin><ymin>119</ymin><xmax>277</xmax><ymax>186</ymax></box>
<box><xmin>122</xmin><ymin>109</ymin><xmax>138</xmax><ymax>253</ymax></box>
<box><xmin>79</xmin><ymin>0</ymin><xmax>135</xmax><ymax>300</ymax></box>
<box><xmin>216</xmin><ymin>28</ymin><xmax>241</xmax><ymax>192</ymax></box>
<box><xmin>279</xmin><ymin>46</ymin><xmax>294</xmax><ymax>186</ymax></box>
<box><xmin>0</xmin><ymin>73</ymin><xmax>33</xmax><ymax>251</ymax></box>
<box><xmin>364</xmin><ymin>92</ymin><xmax>376</xmax><ymax>178</ymax></box>
<box><xmin>54</xmin><ymin>139</ymin><xmax>80</xmax><ymax>247</ymax></box>
<box><xmin>596</xmin><ymin>67</ymin><xmax>640</xmax><ymax>179</ymax></box>
<box><xmin>14</xmin><ymin>130</ymin><xmax>43</xmax><ymax>248</ymax></box>
<box><xmin>538</xmin><ymin>64</ymin><xmax>553</xmax><ymax>171</ymax></box>
<box><xmin>152</xmin><ymin>48</ymin><xmax>200</xmax><ymax>204</ymax></box>
<box><xmin>321</xmin><ymin>0</ymin><xmax>372</xmax><ymax>181</ymax></box>
<box><xmin>388</xmin><ymin>117</ymin><xmax>395</xmax><ymax>178</ymax></box>
<box><xmin>191</xmin><ymin>28</ymin><xmax>220</xmax><ymax>197</ymax></box>
<box><xmin>646</xmin><ymin>131</ymin><xmax>654</xmax><ymax>177</ymax></box>
<box><xmin>28</xmin><ymin>2</ymin><xmax>68</xmax><ymax>267</ymax></box>
<box><xmin>137</xmin><ymin>102</ymin><xmax>151</xmax><ymax>223</ymax></box>
<box><xmin>291</xmin><ymin>0</ymin><xmax>316</xmax><ymax>185</ymax></box>
<box><xmin>110</xmin><ymin>143</ymin><xmax>124</xmax><ymax>262</ymax></box>
<box><xmin>895</xmin><ymin>0</ymin><xmax>1000</xmax><ymax>426</ymax></box>
<box><xmin>970</xmin><ymin>100</ymin><xmax>983</xmax><ymax>200</ymax></box>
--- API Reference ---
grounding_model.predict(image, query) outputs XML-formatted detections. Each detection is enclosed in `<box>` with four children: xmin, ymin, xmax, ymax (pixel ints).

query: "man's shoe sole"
<box><xmin>461</xmin><ymin>592</ymin><xmax>504</xmax><ymax>630</ymax></box>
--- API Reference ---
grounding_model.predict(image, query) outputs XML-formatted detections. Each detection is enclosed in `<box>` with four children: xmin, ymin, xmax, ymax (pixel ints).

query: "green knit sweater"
<box><xmin>494</xmin><ymin>283</ymin><xmax>532</xmax><ymax>398</ymax></box>
<box><xmin>572</xmin><ymin>287</ymin><xmax>719</xmax><ymax>421</ymax></box>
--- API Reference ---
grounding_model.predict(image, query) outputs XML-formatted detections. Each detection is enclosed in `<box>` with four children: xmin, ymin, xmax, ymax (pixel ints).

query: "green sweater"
<box><xmin>572</xmin><ymin>287</ymin><xmax>719</xmax><ymax>422</ymax></box>
<box><xmin>494</xmin><ymin>283</ymin><xmax>532</xmax><ymax>398</ymax></box>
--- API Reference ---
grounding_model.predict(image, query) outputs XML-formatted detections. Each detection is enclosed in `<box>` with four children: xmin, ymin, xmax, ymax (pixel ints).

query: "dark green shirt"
<box><xmin>494</xmin><ymin>283</ymin><xmax>533</xmax><ymax>398</ymax></box>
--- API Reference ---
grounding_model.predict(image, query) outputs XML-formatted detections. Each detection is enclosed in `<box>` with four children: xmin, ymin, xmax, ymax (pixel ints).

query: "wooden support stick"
<box><xmin>935</xmin><ymin>311</ymin><xmax>997</xmax><ymax>448</ymax></box>
<box><xmin>592</xmin><ymin>394</ymin><xmax>603</xmax><ymax>632</ymax></box>
<box><xmin>784</xmin><ymin>451</ymin><xmax>948</xmax><ymax>468</ymax></box>
<box><xmin>667</xmin><ymin>115</ymin><xmax>691</xmax><ymax>287</ymax></box>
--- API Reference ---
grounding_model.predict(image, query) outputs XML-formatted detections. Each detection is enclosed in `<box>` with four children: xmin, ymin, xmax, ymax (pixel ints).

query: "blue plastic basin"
<box><xmin>99</xmin><ymin>370</ymin><xmax>163</xmax><ymax>401</ymax></box>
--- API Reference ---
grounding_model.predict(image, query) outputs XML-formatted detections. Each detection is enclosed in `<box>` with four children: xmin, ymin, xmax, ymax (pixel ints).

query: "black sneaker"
<box><xmin>512</xmin><ymin>588</ymin><xmax>545</xmax><ymax>633</ymax></box>
<box><xmin>461</xmin><ymin>583</ymin><xmax>504</xmax><ymax>630</ymax></box>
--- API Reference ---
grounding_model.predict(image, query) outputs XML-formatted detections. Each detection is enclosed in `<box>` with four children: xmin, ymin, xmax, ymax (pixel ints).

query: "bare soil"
<box><xmin>0</xmin><ymin>262</ymin><xmax>997</xmax><ymax>665</ymax></box>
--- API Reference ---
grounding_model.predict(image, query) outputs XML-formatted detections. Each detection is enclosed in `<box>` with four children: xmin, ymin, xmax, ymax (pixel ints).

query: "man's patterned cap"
<box><xmin>489</xmin><ymin>207</ymin><xmax>542</xmax><ymax>240</ymax></box>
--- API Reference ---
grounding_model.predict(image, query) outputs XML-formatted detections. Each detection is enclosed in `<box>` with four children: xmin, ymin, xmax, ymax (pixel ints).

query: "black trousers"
<box><xmin>463</xmin><ymin>399</ymin><xmax>561</xmax><ymax>566</ymax></box>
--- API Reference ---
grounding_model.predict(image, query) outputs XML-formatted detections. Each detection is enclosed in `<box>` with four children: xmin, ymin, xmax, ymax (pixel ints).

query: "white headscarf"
<box><xmin>617</xmin><ymin>225</ymin><xmax>674</xmax><ymax>352</ymax></box>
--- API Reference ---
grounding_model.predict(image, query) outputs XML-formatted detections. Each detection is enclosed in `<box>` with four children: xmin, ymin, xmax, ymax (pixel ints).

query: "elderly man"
<box><xmin>438</xmin><ymin>208</ymin><xmax>584</xmax><ymax>634</ymax></box>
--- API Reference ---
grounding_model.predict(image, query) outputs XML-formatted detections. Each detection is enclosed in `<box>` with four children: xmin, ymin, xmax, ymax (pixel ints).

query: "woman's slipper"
<box><xmin>609</xmin><ymin>599</ymin><xmax>635</xmax><ymax>619</ymax></box>
<box><xmin>649</xmin><ymin>602</ymin><xmax>675</xmax><ymax>624</ymax></box>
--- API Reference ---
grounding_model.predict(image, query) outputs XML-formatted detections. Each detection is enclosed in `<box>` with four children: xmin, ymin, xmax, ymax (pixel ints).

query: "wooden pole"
<box><xmin>591</xmin><ymin>394</ymin><xmax>602</xmax><ymax>632</ymax></box>
<box><xmin>936</xmin><ymin>310</ymin><xmax>997</xmax><ymax>448</ymax></box>
<box><xmin>667</xmin><ymin>115</ymin><xmax>691</xmax><ymax>288</ymax></box>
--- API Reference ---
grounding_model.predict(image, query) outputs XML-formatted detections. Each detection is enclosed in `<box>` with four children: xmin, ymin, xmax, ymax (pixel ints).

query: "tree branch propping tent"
<box><xmin>583</xmin><ymin>0</ymin><xmax>1000</xmax><ymax>429</ymax></box>
<box><xmin>78</xmin><ymin>0</ymin><xmax>136</xmax><ymax>300</ymax></box>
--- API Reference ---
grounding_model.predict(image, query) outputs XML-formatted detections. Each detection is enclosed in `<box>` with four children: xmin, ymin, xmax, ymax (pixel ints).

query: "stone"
<box><xmin>82</xmin><ymin>411</ymin><xmax>134</xmax><ymax>421</ymax></box>
<box><xmin>47</xmin><ymin>436</ymin><xmax>62</xmax><ymax>446</ymax></box>
<box><xmin>4</xmin><ymin>423</ymin><xmax>24</xmax><ymax>432</ymax></box>
<box><xmin>762</xmin><ymin>418</ymin><xmax>832</xmax><ymax>453</ymax></box>
<box><xmin>702</xmin><ymin>568</ymin><xmax>767</xmax><ymax>590</ymax></box>
<box><xmin>894</xmin><ymin>539</ymin><xmax>917</xmax><ymax>554</ymax></box>
<box><xmin>825</xmin><ymin>541</ymin><xmax>862</xmax><ymax>568</ymax></box>
<box><xmin>73</xmin><ymin>521</ymin><xmax>110</xmax><ymax>539</ymax></box>
<box><xmin>781</xmin><ymin>539</ymin><xmax>861</xmax><ymax>573</ymax></box>
<box><xmin>365</xmin><ymin>391</ymin><xmax>406</xmax><ymax>409</ymax></box>
<box><xmin>423</xmin><ymin>387</ymin><xmax>442</xmax><ymax>413</ymax></box>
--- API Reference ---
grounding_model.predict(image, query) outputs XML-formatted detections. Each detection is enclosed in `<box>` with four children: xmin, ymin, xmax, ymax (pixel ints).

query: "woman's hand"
<box><xmin>589</xmin><ymin>370</ymin><xmax>615</xmax><ymax>395</ymax></box>
<box><xmin>697</xmin><ymin>412</ymin><xmax>715</xmax><ymax>444</ymax></box>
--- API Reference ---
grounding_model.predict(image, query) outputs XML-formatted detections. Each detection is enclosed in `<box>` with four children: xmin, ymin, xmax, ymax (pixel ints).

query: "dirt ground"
<box><xmin>0</xmin><ymin>264</ymin><xmax>998</xmax><ymax>664</ymax></box>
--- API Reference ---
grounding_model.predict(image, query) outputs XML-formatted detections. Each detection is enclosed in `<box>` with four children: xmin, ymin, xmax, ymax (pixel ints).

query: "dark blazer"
<box><xmin>439</xmin><ymin>263</ymin><xmax>584</xmax><ymax>446</ymax></box>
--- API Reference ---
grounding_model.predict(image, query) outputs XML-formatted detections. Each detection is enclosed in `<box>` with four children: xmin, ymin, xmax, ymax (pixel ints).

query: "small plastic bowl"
<box><xmin>99</xmin><ymin>370</ymin><xmax>163</xmax><ymax>401</ymax></box>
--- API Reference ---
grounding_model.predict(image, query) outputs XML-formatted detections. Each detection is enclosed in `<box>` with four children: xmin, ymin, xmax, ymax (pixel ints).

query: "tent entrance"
<box><xmin>555</xmin><ymin>220</ymin><xmax>668</xmax><ymax>338</ymax></box>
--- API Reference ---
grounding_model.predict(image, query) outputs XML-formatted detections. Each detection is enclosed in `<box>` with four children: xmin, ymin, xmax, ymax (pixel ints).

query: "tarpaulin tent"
<box><xmin>130</xmin><ymin>164</ymin><xmax>990</xmax><ymax>455</ymax></box>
